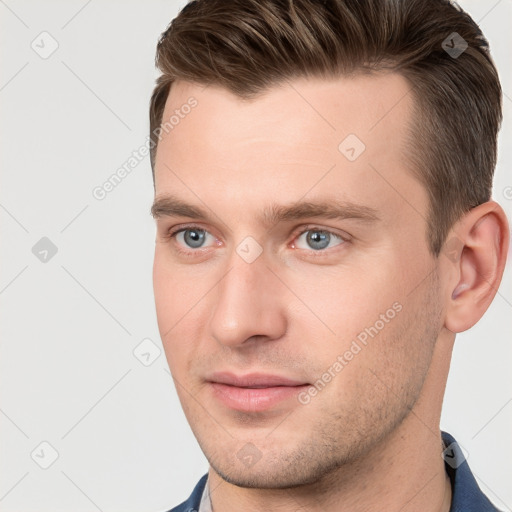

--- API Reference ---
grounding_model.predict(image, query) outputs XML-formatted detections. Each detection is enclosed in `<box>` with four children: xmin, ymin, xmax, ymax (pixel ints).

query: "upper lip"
<box><xmin>208</xmin><ymin>372</ymin><xmax>308</xmax><ymax>388</ymax></box>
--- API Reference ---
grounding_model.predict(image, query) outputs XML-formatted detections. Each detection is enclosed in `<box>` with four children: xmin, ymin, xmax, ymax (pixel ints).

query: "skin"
<box><xmin>152</xmin><ymin>74</ymin><xmax>509</xmax><ymax>512</ymax></box>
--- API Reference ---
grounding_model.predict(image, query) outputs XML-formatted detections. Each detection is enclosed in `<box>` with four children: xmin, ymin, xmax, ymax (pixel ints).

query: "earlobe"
<box><xmin>444</xmin><ymin>201</ymin><xmax>509</xmax><ymax>333</ymax></box>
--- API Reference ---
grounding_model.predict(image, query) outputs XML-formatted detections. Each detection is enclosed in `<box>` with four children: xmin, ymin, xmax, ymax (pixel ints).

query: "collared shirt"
<box><xmin>168</xmin><ymin>431</ymin><xmax>502</xmax><ymax>512</ymax></box>
<box><xmin>197</xmin><ymin>475</ymin><xmax>212</xmax><ymax>512</ymax></box>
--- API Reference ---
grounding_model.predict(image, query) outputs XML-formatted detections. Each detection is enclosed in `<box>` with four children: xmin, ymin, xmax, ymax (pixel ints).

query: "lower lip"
<box><xmin>209</xmin><ymin>382</ymin><xmax>310</xmax><ymax>412</ymax></box>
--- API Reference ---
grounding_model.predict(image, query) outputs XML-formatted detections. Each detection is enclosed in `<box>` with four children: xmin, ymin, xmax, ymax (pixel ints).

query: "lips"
<box><xmin>207</xmin><ymin>372</ymin><xmax>310</xmax><ymax>412</ymax></box>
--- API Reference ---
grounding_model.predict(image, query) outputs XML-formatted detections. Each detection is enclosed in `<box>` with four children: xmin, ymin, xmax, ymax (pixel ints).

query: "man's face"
<box><xmin>152</xmin><ymin>74</ymin><xmax>445</xmax><ymax>488</ymax></box>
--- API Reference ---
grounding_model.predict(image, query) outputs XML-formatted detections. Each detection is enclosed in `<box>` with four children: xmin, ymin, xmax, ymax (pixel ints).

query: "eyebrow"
<box><xmin>151</xmin><ymin>194</ymin><xmax>380</xmax><ymax>227</ymax></box>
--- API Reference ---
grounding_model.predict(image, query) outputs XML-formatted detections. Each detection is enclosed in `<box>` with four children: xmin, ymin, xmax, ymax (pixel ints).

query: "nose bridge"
<box><xmin>209</xmin><ymin>247</ymin><xmax>286</xmax><ymax>347</ymax></box>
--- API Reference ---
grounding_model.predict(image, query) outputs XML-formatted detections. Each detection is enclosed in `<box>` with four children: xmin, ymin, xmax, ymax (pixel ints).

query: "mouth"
<box><xmin>206</xmin><ymin>372</ymin><xmax>311</xmax><ymax>412</ymax></box>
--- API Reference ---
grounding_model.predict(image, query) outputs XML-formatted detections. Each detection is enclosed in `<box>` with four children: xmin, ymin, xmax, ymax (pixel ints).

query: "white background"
<box><xmin>0</xmin><ymin>1</ymin><xmax>510</xmax><ymax>511</ymax></box>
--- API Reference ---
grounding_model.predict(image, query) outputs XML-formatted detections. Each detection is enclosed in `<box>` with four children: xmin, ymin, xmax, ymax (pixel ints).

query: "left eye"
<box><xmin>294</xmin><ymin>230</ymin><xmax>345</xmax><ymax>251</ymax></box>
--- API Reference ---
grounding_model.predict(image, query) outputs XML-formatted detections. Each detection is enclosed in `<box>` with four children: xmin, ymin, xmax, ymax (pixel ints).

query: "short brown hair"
<box><xmin>149</xmin><ymin>0</ymin><xmax>502</xmax><ymax>255</ymax></box>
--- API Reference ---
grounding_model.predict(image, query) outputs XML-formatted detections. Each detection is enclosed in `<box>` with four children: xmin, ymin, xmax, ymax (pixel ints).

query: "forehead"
<box><xmin>154</xmin><ymin>74</ymin><xmax>425</xmax><ymax>226</ymax></box>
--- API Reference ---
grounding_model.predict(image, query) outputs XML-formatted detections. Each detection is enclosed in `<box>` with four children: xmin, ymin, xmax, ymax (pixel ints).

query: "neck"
<box><xmin>208</xmin><ymin>425</ymin><xmax>451</xmax><ymax>512</ymax></box>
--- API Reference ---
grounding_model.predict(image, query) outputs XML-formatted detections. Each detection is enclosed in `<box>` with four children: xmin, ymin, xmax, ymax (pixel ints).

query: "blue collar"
<box><xmin>168</xmin><ymin>431</ymin><xmax>500</xmax><ymax>511</ymax></box>
<box><xmin>441</xmin><ymin>431</ymin><xmax>500</xmax><ymax>511</ymax></box>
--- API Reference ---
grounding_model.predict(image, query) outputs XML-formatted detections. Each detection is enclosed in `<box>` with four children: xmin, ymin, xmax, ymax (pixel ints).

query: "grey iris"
<box><xmin>184</xmin><ymin>229</ymin><xmax>206</xmax><ymax>248</ymax></box>
<box><xmin>307</xmin><ymin>230</ymin><xmax>330</xmax><ymax>250</ymax></box>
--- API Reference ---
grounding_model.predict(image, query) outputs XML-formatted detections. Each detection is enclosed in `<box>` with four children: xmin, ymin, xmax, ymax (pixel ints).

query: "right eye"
<box><xmin>170</xmin><ymin>226</ymin><xmax>217</xmax><ymax>250</ymax></box>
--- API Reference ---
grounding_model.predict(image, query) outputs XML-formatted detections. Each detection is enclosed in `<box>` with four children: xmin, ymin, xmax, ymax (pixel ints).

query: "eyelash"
<box><xmin>166</xmin><ymin>224</ymin><xmax>349</xmax><ymax>257</ymax></box>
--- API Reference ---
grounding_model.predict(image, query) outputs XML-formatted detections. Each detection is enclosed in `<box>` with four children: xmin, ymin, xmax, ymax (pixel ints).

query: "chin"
<box><xmin>206</xmin><ymin>445</ymin><xmax>351</xmax><ymax>490</ymax></box>
<box><xmin>211</xmin><ymin>464</ymin><xmax>319</xmax><ymax>490</ymax></box>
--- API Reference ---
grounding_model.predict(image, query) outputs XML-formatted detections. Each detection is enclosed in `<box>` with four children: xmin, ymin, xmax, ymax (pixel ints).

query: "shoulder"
<box><xmin>165</xmin><ymin>474</ymin><xmax>208</xmax><ymax>512</ymax></box>
<box><xmin>442</xmin><ymin>432</ymin><xmax>502</xmax><ymax>512</ymax></box>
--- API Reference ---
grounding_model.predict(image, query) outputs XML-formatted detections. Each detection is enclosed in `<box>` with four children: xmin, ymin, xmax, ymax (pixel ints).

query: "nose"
<box><xmin>209</xmin><ymin>251</ymin><xmax>287</xmax><ymax>348</ymax></box>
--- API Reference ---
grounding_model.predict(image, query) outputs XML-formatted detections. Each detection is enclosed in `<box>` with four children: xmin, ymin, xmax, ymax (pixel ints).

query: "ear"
<box><xmin>443</xmin><ymin>201</ymin><xmax>509</xmax><ymax>333</ymax></box>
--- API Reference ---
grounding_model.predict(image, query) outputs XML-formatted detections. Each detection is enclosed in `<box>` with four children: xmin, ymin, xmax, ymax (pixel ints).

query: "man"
<box><xmin>149</xmin><ymin>0</ymin><xmax>509</xmax><ymax>510</ymax></box>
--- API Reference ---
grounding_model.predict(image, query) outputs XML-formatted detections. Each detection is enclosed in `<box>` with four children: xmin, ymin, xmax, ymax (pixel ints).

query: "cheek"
<box><xmin>152</xmin><ymin>252</ymin><xmax>205</xmax><ymax>372</ymax></box>
<box><xmin>153</xmin><ymin>253</ymin><xmax>179</xmax><ymax>332</ymax></box>
<box><xmin>285</xmin><ymin>258</ymin><xmax>405</xmax><ymax>344</ymax></box>
<box><xmin>153</xmin><ymin>250</ymin><xmax>210</xmax><ymax>329</ymax></box>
